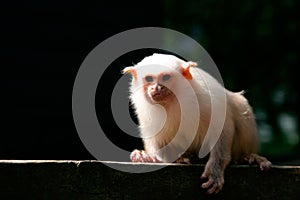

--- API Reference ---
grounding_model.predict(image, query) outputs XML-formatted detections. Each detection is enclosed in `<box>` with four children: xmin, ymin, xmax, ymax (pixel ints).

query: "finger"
<box><xmin>130</xmin><ymin>150</ymin><xmax>141</xmax><ymax>162</ymax></box>
<box><xmin>201</xmin><ymin>178</ymin><xmax>214</xmax><ymax>189</ymax></box>
<box><xmin>215</xmin><ymin>181</ymin><xmax>223</xmax><ymax>194</ymax></box>
<box><xmin>201</xmin><ymin>170</ymin><xmax>209</xmax><ymax>180</ymax></box>
<box><xmin>207</xmin><ymin>183</ymin><xmax>218</xmax><ymax>194</ymax></box>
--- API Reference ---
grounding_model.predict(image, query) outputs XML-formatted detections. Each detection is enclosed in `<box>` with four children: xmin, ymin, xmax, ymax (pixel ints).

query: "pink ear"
<box><xmin>182</xmin><ymin>61</ymin><xmax>197</xmax><ymax>80</ymax></box>
<box><xmin>123</xmin><ymin>67</ymin><xmax>137</xmax><ymax>80</ymax></box>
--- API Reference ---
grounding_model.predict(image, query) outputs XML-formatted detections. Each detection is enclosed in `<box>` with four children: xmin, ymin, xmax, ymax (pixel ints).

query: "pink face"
<box><xmin>143</xmin><ymin>72</ymin><xmax>174</xmax><ymax>104</ymax></box>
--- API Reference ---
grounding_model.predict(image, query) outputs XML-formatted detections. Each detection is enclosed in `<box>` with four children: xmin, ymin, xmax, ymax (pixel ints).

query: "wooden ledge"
<box><xmin>0</xmin><ymin>160</ymin><xmax>299</xmax><ymax>199</ymax></box>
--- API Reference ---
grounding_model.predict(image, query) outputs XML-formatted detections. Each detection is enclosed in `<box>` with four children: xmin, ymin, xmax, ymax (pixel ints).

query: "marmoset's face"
<box><xmin>142</xmin><ymin>72</ymin><xmax>175</xmax><ymax>104</ymax></box>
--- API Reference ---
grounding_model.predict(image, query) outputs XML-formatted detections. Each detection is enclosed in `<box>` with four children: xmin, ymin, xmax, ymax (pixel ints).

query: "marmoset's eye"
<box><xmin>145</xmin><ymin>76</ymin><xmax>153</xmax><ymax>82</ymax></box>
<box><xmin>162</xmin><ymin>74</ymin><xmax>171</xmax><ymax>81</ymax></box>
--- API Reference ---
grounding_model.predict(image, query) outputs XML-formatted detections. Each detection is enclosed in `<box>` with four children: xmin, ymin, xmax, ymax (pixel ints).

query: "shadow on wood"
<box><xmin>0</xmin><ymin>160</ymin><xmax>299</xmax><ymax>199</ymax></box>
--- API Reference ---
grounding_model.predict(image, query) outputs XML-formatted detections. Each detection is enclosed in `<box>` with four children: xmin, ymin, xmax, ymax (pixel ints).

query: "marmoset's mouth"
<box><xmin>150</xmin><ymin>90</ymin><xmax>171</xmax><ymax>102</ymax></box>
<box><xmin>151</xmin><ymin>91</ymin><xmax>161</xmax><ymax>97</ymax></box>
<box><xmin>151</xmin><ymin>93</ymin><xmax>163</xmax><ymax>101</ymax></box>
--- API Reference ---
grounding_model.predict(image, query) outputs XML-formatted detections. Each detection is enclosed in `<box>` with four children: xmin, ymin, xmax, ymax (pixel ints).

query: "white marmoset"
<box><xmin>123</xmin><ymin>53</ymin><xmax>271</xmax><ymax>194</ymax></box>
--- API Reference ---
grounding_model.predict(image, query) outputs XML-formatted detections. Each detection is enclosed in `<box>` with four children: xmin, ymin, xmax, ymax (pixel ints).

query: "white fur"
<box><xmin>128</xmin><ymin>53</ymin><xmax>258</xmax><ymax>162</ymax></box>
<box><xmin>125</xmin><ymin>53</ymin><xmax>272</xmax><ymax>194</ymax></box>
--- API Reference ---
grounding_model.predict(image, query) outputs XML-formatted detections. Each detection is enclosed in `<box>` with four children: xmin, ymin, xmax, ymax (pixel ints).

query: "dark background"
<box><xmin>0</xmin><ymin>0</ymin><xmax>299</xmax><ymax>163</ymax></box>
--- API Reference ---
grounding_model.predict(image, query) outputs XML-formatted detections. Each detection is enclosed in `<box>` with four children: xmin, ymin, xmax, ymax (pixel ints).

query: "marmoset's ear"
<box><xmin>122</xmin><ymin>67</ymin><xmax>137</xmax><ymax>80</ymax></box>
<box><xmin>182</xmin><ymin>61</ymin><xmax>197</xmax><ymax>80</ymax></box>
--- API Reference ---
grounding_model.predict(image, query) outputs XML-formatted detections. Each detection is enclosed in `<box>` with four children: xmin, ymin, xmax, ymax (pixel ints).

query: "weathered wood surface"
<box><xmin>0</xmin><ymin>160</ymin><xmax>299</xmax><ymax>200</ymax></box>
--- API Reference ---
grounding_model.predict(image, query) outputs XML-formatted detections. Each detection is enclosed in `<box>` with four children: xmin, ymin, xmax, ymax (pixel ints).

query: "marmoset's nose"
<box><xmin>151</xmin><ymin>83</ymin><xmax>162</xmax><ymax>92</ymax></box>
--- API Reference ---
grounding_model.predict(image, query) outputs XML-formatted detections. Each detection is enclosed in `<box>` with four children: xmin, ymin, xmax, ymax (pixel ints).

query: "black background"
<box><xmin>0</xmin><ymin>0</ymin><xmax>164</xmax><ymax>159</ymax></box>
